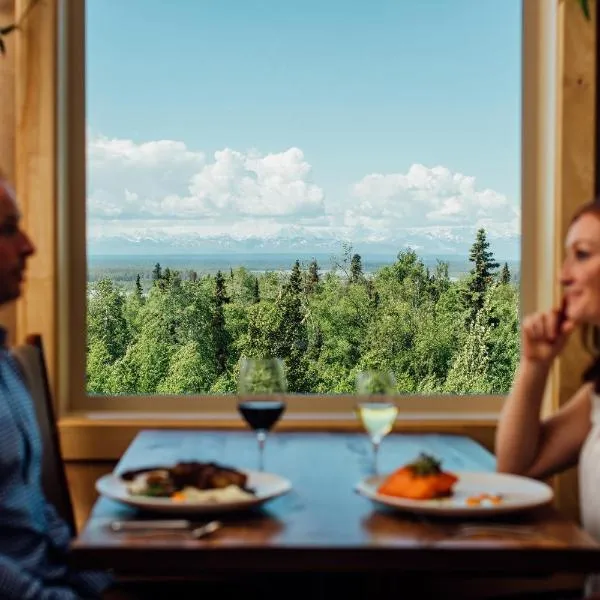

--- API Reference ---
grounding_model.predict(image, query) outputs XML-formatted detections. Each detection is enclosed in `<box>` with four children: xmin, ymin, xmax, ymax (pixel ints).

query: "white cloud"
<box><xmin>348</xmin><ymin>164</ymin><xmax>520</xmax><ymax>238</ymax></box>
<box><xmin>87</xmin><ymin>135</ymin><xmax>520</xmax><ymax>256</ymax></box>
<box><xmin>88</xmin><ymin>136</ymin><xmax>324</xmax><ymax>221</ymax></box>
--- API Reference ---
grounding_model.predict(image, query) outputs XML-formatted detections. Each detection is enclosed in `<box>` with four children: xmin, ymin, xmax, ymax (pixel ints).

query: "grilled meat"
<box><xmin>121</xmin><ymin>461</ymin><xmax>251</xmax><ymax>494</ymax></box>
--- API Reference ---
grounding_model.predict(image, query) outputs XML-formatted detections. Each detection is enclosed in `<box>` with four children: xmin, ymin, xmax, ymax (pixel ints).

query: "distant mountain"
<box><xmin>88</xmin><ymin>231</ymin><xmax>521</xmax><ymax>262</ymax></box>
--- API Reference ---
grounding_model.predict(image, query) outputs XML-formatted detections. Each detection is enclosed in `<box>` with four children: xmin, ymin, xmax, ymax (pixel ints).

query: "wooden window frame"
<box><xmin>3</xmin><ymin>0</ymin><xmax>595</xmax><ymax>460</ymax></box>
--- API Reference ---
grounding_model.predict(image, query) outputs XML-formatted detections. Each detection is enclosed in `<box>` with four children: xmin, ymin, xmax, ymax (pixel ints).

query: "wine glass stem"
<box><xmin>372</xmin><ymin>438</ymin><xmax>381</xmax><ymax>474</ymax></box>
<box><xmin>257</xmin><ymin>430</ymin><xmax>267</xmax><ymax>471</ymax></box>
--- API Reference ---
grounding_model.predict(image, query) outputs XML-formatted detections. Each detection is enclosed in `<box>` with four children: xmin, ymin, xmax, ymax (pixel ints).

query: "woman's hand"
<box><xmin>521</xmin><ymin>305</ymin><xmax>575</xmax><ymax>365</ymax></box>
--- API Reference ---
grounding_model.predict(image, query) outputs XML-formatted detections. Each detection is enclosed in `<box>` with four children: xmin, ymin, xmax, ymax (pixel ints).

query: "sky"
<box><xmin>86</xmin><ymin>0</ymin><xmax>522</xmax><ymax>260</ymax></box>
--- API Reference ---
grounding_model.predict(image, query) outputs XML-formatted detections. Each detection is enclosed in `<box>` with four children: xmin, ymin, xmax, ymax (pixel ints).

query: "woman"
<box><xmin>496</xmin><ymin>200</ymin><xmax>600</xmax><ymax>597</ymax></box>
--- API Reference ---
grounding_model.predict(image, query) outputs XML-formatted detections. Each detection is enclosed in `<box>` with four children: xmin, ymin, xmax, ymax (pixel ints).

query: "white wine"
<box><xmin>356</xmin><ymin>402</ymin><xmax>398</xmax><ymax>442</ymax></box>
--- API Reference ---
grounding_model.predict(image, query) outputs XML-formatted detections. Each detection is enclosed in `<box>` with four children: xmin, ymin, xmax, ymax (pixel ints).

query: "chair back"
<box><xmin>10</xmin><ymin>334</ymin><xmax>76</xmax><ymax>534</ymax></box>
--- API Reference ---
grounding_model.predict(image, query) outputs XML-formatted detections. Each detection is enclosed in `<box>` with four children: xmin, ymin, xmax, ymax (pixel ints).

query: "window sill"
<box><xmin>58</xmin><ymin>412</ymin><xmax>499</xmax><ymax>461</ymax></box>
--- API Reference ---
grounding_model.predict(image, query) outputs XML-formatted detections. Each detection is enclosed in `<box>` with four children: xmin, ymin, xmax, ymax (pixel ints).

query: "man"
<box><xmin>0</xmin><ymin>176</ymin><xmax>114</xmax><ymax>599</ymax></box>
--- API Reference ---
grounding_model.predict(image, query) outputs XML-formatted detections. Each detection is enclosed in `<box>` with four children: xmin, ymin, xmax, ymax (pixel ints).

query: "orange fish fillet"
<box><xmin>377</xmin><ymin>457</ymin><xmax>458</xmax><ymax>500</ymax></box>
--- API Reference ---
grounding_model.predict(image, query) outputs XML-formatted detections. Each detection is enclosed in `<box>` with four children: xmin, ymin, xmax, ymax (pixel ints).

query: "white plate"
<box><xmin>355</xmin><ymin>471</ymin><xmax>554</xmax><ymax>517</ymax></box>
<box><xmin>96</xmin><ymin>470</ymin><xmax>292</xmax><ymax>514</ymax></box>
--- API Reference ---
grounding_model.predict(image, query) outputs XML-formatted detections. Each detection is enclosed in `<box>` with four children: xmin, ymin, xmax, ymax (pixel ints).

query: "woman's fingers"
<box><xmin>546</xmin><ymin>311</ymin><xmax>558</xmax><ymax>341</ymax></box>
<box><xmin>524</xmin><ymin>312</ymin><xmax>563</xmax><ymax>344</ymax></box>
<box><xmin>529</xmin><ymin>315</ymin><xmax>545</xmax><ymax>341</ymax></box>
<box><xmin>560</xmin><ymin>318</ymin><xmax>576</xmax><ymax>336</ymax></box>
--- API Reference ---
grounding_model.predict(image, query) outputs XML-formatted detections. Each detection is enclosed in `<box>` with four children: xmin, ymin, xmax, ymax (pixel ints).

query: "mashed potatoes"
<box><xmin>173</xmin><ymin>485</ymin><xmax>255</xmax><ymax>503</ymax></box>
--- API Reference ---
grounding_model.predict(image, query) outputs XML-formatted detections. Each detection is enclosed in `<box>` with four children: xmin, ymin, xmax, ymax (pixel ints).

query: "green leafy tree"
<box><xmin>444</xmin><ymin>308</ymin><xmax>493</xmax><ymax>394</ymax></box>
<box><xmin>87</xmin><ymin>279</ymin><xmax>129</xmax><ymax>363</ymax></box>
<box><xmin>87</xmin><ymin>245</ymin><xmax>520</xmax><ymax>397</ymax></box>
<box><xmin>157</xmin><ymin>342</ymin><xmax>214</xmax><ymax>393</ymax></box>
<box><xmin>484</xmin><ymin>282</ymin><xmax>520</xmax><ymax>391</ymax></box>
<box><xmin>86</xmin><ymin>340</ymin><xmax>113</xmax><ymax>393</ymax></box>
<box><xmin>430</xmin><ymin>260</ymin><xmax>450</xmax><ymax>301</ymax></box>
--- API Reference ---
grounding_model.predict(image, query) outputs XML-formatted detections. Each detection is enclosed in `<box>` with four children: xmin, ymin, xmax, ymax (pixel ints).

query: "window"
<box><xmin>57</xmin><ymin>0</ymin><xmax>556</xmax><ymax>419</ymax></box>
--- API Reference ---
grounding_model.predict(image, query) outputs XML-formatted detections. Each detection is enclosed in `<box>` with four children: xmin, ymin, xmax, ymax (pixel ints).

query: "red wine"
<box><xmin>238</xmin><ymin>400</ymin><xmax>285</xmax><ymax>431</ymax></box>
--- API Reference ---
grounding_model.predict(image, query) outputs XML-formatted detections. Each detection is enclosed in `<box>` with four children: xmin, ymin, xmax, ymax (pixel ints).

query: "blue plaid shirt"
<box><xmin>0</xmin><ymin>329</ymin><xmax>113</xmax><ymax>599</ymax></box>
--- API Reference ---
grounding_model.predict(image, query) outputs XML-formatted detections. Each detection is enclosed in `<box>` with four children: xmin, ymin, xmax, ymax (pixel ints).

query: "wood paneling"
<box><xmin>14</xmin><ymin>0</ymin><xmax>57</xmax><ymax>392</ymax></box>
<box><xmin>66</xmin><ymin>461</ymin><xmax>114</xmax><ymax>533</ymax></box>
<box><xmin>0</xmin><ymin>1</ymin><xmax>16</xmax><ymax>343</ymax></box>
<box><xmin>554</xmin><ymin>0</ymin><xmax>597</xmax><ymax>520</ymax></box>
<box><xmin>58</xmin><ymin>417</ymin><xmax>496</xmax><ymax>461</ymax></box>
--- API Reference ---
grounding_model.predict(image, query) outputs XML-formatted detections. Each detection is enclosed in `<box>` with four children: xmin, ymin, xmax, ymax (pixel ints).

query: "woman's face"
<box><xmin>561</xmin><ymin>212</ymin><xmax>600</xmax><ymax>325</ymax></box>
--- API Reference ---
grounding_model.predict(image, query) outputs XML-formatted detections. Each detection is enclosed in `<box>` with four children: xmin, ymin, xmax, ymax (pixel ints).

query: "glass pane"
<box><xmin>85</xmin><ymin>0</ymin><xmax>522</xmax><ymax>396</ymax></box>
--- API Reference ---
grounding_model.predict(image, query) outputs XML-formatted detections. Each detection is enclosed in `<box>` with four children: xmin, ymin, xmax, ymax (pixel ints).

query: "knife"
<box><xmin>110</xmin><ymin>519</ymin><xmax>192</xmax><ymax>532</ymax></box>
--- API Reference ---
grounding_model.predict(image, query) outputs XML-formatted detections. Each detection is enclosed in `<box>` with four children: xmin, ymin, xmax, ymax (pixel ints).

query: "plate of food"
<box><xmin>355</xmin><ymin>453</ymin><xmax>553</xmax><ymax>516</ymax></box>
<box><xmin>96</xmin><ymin>461</ymin><xmax>292</xmax><ymax>514</ymax></box>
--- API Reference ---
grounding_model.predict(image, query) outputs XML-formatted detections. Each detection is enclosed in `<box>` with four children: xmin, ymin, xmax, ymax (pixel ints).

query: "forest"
<box><xmin>86</xmin><ymin>228</ymin><xmax>519</xmax><ymax>396</ymax></box>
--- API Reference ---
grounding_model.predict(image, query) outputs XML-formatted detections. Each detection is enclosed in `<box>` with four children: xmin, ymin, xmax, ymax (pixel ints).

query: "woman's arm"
<box><xmin>495</xmin><ymin>306</ymin><xmax>590</xmax><ymax>480</ymax></box>
<box><xmin>496</xmin><ymin>372</ymin><xmax>592</xmax><ymax>479</ymax></box>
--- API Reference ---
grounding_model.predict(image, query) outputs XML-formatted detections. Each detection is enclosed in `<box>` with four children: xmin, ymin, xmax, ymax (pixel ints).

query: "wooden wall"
<box><xmin>554</xmin><ymin>0</ymin><xmax>598</xmax><ymax>520</ymax></box>
<box><xmin>0</xmin><ymin>0</ymin><xmax>16</xmax><ymax>343</ymax></box>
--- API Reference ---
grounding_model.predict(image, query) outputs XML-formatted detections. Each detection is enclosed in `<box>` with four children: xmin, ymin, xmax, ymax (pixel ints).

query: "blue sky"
<box><xmin>86</xmin><ymin>0</ymin><xmax>522</xmax><ymax>259</ymax></box>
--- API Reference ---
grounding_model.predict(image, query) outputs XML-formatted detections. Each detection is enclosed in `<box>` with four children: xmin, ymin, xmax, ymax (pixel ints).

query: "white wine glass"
<box><xmin>354</xmin><ymin>370</ymin><xmax>398</xmax><ymax>474</ymax></box>
<box><xmin>237</xmin><ymin>357</ymin><xmax>287</xmax><ymax>471</ymax></box>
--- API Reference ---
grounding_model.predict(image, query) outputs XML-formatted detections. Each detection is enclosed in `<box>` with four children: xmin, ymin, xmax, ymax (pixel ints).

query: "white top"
<box><xmin>579</xmin><ymin>391</ymin><xmax>600</xmax><ymax>595</ymax></box>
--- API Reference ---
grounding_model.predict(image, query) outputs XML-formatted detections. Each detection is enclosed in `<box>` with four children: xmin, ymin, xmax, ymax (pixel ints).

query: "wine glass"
<box><xmin>354</xmin><ymin>370</ymin><xmax>398</xmax><ymax>474</ymax></box>
<box><xmin>237</xmin><ymin>357</ymin><xmax>287</xmax><ymax>471</ymax></box>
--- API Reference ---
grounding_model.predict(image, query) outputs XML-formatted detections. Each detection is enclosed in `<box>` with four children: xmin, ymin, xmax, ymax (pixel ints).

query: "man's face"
<box><xmin>0</xmin><ymin>181</ymin><xmax>35</xmax><ymax>305</ymax></box>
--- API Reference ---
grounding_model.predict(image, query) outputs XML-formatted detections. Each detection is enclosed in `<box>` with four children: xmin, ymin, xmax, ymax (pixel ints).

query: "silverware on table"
<box><xmin>110</xmin><ymin>519</ymin><xmax>192</xmax><ymax>532</ymax></box>
<box><xmin>109</xmin><ymin>519</ymin><xmax>223</xmax><ymax>539</ymax></box>
<box><xmin>190</xmin><ymin>520</ymin><xmax>222</xmax><ymax>539</ymax></box>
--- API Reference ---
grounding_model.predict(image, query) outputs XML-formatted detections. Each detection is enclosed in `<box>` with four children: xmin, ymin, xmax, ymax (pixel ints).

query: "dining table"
<box><xmin>70</xmin><ymin>429</ymin><xmax>600</xmax><ymax>587</ymax></box>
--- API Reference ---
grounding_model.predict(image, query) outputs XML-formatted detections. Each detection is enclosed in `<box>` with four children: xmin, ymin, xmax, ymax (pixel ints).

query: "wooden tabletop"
<box><xmin>70</xmin><ymin>430</ymin><xmax>600</xmax><ymax>577</ymax></box>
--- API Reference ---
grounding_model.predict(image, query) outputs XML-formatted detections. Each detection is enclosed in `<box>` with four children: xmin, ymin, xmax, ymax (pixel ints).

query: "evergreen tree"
<box><xmin>212</xmin><ymin>270</ymin><xmax>230</xmax><ymax>375</ymax></box>
<box><xmin>306</xmin><ymin>259</ymin><xmax>320</xmax><ymax>293</ymax></box>
<box><xmin>252</xmin><ymin>277</ymin><xmax>260</xmax><ymax>304</ymax></box>
<box><xmin>465</xmin><ymin>228</ymin><xmax>499</xmax><ymax>318</ymax></box>
<box><xmin>289</xmin><ymin>259</ymin><xmax>302</xmax><ymax>293</ymax></box>
<box><xmin>499</xmin><ymin>262</ymin><xmax>511</xmax><ymax>285</ymax></box>
<box><xmin>152</xmin><ymin>262</ymin><xmax>162</xmax><ymax>284</ymax></box>
<box><xmin>277</xmin><ymin>260</ymin><xmax>308</xmax><ymax>391</ymax></box>
<box><xmin>86</xmin><ymin>240</ymin><xmax>522</xmax><ymax>398</ymax></box>
<box><xmin>134</xmin><ymin>274</ymin><xmax>143</xmax><ymax>300</ymax></box>
<box><xmin>350</xmin><ymin>253</ymin><xmax>363</xmax><ymax>284</ymax></box>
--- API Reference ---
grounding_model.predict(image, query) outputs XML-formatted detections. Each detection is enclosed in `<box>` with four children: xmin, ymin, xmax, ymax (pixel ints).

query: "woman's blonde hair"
<box><xmin>569</xmin><ymin>201</ymin><xmax>600</xmax><ymax>390</ymax></box>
